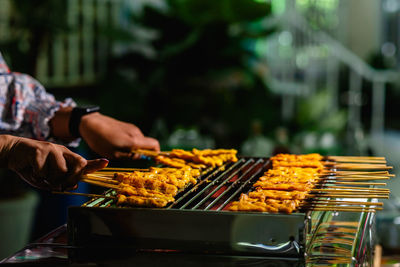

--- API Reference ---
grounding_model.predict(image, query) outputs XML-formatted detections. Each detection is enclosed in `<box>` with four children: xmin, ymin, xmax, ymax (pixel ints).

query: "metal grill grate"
<box><xmin>82</xmin><ymin>157</ymin><xmax>270</xmax><ymax>210</ymax></box>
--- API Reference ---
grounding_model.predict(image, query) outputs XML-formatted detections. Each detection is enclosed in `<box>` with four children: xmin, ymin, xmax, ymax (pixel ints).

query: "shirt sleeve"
<box><xmin>0</xmin><ymin>52</ymin><xmax>80</xmax><ymax>147</ymax></box>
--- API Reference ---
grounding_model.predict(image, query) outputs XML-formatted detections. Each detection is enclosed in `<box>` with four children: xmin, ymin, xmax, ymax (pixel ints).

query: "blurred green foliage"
<box><xmin>96</xmin><ymin>0</ymin><xmax>279</xmax><ymax>149</ymax></box>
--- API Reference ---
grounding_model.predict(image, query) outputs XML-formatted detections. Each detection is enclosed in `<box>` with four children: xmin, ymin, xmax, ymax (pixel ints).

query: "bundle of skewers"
<box><xmin>56</xmin><ymin>148</ymin><xmax>394</xmax><ymax>212</ymax></box>
<box><xmin>229</xmin><ymin>153</ymin><xmax>393</xmax><ymax>213</ymax></box>
<box><xmin>133</xmin><ymin>148</ymin><xmax>238</xmax><ymax>169</ymax></box>
<box><xmin>60</xmin><ymin>148</ymin><xmax>239</xmax><ymax>207</ymax></box>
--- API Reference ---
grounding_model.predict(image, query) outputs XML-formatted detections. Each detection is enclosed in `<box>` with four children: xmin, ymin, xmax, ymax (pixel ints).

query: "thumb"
<box><xmin>83</xmin><ymin>158</ymin><xmax>109</xmax><ymax>174</ymax></box>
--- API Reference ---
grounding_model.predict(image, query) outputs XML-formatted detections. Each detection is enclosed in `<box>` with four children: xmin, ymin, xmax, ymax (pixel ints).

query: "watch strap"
<box><xmin>68</xmin><ymin>106</ymin><xmax>100</xmax><ymax>137</ymax></box>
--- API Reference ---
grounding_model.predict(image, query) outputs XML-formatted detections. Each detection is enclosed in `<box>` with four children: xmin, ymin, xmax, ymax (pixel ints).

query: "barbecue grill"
<box><xmin>69</xmin><ymin>158</ymin><xmax>307</xmax><ymax>257</ymax></box>
<box><xmin>67</xmin><ymin>156</ymin><xmax>382</xmax><ymax>265</ymax></box>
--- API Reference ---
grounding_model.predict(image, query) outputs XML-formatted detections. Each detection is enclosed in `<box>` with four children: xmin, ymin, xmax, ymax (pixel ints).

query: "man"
<box><xmin>0</xmin><ymin>52</ymin><xmax>159</xmax><ymax>191</ymax></box>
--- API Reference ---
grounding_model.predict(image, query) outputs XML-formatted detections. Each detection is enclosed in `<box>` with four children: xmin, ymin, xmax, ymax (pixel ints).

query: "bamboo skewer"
<box><xmin>81</xmin><ymin>178</ymin><xmax>120</xmax><ymax>189</ymax></box>
<box><xmin>96</xmin><ymin>167</ymin><xmax>149</xmax><ymax>172</ymax></box>
<box><xmin>88</xmin><ymin>173</ymin><xmax>115</xmax><ymax>178</ymax></box>
<box><xmin>301</xmin><ymin>203</ymin><xmax>383</xmax><ymax>210</ymax></box>
<box><xmin>307</xmin><ymin>194</ymin><xmax>389</xmax><ymax>199</ymax></box>
<box><xmin>326</xmin><ymin>159</ymin><xmax>386</xmax><ymax>164</ymax></box>
<box><xmin>308</xmin><ymin>207</ymin><xmax>379</xmax><ymax>212</ymax></box>
<box><xmin>323</xmin><ymin>185</ymin><xmax>389</xmax><ymax>191</ymax></box>
<box><xmin>301</xmin><ymin>200</ymin><xmax>383</xmax><ymax>206</ymax></box>
<box><xmin>329</xmin><ymin>164</ymin><xmax>392</xmax><ymax>170</ymax></box>
<box><xmin>311</xmin><ymin>186</ymin><xmax>389</xmax><ymax>191</ymax></box>
<box><xmin>83</xmin><ymin>175</ymin><xmax>119</xmax><ymax>184</ymax></box>
<box><xmin>320</xmin><ymin>176</ymin><xmax>390</xmax><ymax>181</ymax></box>
<box><xmin>328</xmin><ymin>181</ymin><xmax>386</xmax><ymax>186</ymax></box>
<box><xmin>52</xmin><ymin>191</ymin><xmax>116</xmax><ymax>199</ymax></box>
<box><xmin>130</xmin><ymin>149</ymin><xmax>169</xmax><ymax>157</ymax></box>
<box><xmin>321</xmin><ymin>171</ymin><xmax>393</xmax><ymax>176</ymax></box>
<box><xmin>321</xmin><ymin>175</ymin><xmax>391</xmax><ymax>179</ymax></box>
<box><xmin>309</xmin><ymin>189</ymin><xmax>388</xmax><ymax>195</ymax></box>
<box><xmin>328</xmin><ymin>156</ymin><xmax>386</xmax><ymax>160</ymax></box>
<box><xmin>313</xmin><ymin>185</ymin><xmax>389</xmax><ymax>191</ymax></box>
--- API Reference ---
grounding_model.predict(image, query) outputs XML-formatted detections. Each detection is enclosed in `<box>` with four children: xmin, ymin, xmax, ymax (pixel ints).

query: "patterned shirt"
<box><xmin>0</xmin><ymin>52</ymin><xmax>79</xmax><ymax>146</ymax></box>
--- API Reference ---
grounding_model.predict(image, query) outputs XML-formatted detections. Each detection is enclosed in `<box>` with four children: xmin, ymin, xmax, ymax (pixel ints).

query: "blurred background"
<box><xmin>1</xmin><ymin>0</ymin><xmax>400</xmax><ymax>261</ymax></box>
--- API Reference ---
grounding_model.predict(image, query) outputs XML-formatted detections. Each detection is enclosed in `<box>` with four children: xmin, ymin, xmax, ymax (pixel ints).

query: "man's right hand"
<box><xmin>0</xmin><ymin>135</ymin><xmax>108</xmax><ymax>191</ymax></box>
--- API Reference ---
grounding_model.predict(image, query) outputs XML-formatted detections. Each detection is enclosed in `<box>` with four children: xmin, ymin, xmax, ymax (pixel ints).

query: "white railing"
<box><xmin>266</xmin><ymin>0</ymin><xmax>400</xmax><ymax>154</ymax></box>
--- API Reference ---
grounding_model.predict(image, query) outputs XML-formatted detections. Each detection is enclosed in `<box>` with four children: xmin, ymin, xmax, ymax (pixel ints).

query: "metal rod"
<box><xmin>192</xmin><ymin>159</ymin><xmax>254</xmax><ymax>210</ymax></box>
<box><xmin>216</xmin><ymin>160</ymin><xmax>271</xmax><ymax>211</ymax></box>
<box><xmin>179</xmin><ymin>159</ymin><xmax>247</xmax><ymax>209</ymax></box>
<box><xmin>166</xmin><ymin>160</ymin><xmax>243</xmax><ymax>209</ymax></box>
<box><xmin>205</xmin><ymin>159</ymin><xmax>268</xmax><ymax>211</ymax></box>
<box><xmin>200</xmin><ymin>158</ymin><xmax>265</xmax><ymax>210</ymax></box>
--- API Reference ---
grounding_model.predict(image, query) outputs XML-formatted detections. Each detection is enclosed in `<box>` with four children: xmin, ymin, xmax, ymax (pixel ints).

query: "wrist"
<box><xmin>69</xmin><ymin>106</ymin><xmax>101</xmax><ymax>138</ymax></box>
<box><xmin>50</xmin><ymin>106</ymin><xmax>74</xmax><ymax>140</ymax></box>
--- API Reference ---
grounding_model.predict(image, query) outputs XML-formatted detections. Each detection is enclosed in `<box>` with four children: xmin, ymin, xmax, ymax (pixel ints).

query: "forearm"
<box><xmin>0</xmin><ymin>134</ymin><xmax>18</xmax><ymax>168</ymax></box>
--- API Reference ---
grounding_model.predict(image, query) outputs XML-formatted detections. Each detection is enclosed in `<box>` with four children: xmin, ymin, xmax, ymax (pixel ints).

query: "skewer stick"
<box><xmin>307</xmin><ymin>206</ymin><xmax>379</xmax><ymax>211</ymax></box>
<box><xmin>329</xmin><ymin>156</ymin><xmax>386</xmax><ymax>160</ymax></box>
<box><xmin>307</xmin><ymin>194</ymin><xmax>389</xmax><ymax>199</ymax></box>
<box><xmin>81</xmin><ymin>178</ymin><xmax>120</xmax><ymax>190</ymax></box>
<box><xmin>331</xmin><ymin>181</ymin><xmax>387</xmax><ymax>186</ymax></box>
<box><xmin>308</xmin><ymin>207</ymin><xmax>378</xmax><ymax>212</ymax></box>
<box><xmin>88</xmin><ymin>173</ymin><xmax>115</xmax><ymax>178</ymax></box>
<box><xmin>321</xmin><ymin>171</ymin><xmax>393</xmax><ymax>176</ymax></box>
<box><xmin>324</xmin><ymin>186</ymin><xmax>389</xmax><ymax>191</ymax></box>
<box><xmin>131</xmin><ymin>149</ymin><xmax>169</xmax><ymax>157</ymax></box>
<box><xmin>322</xmin><ymin>175</ymin><xmax>390</xmax><ymax>179</ymax></box>
<box><xmin>311</xmin><ymin>188</ymin><xmax>390</xmax><ymax>194</ymax></box>
<box><xmin>311</xmin><ymin>192</ymin><xmax>389</xmax><ymax>197</ymax></box>
<box><xmin>52</xmin><ymin>191</ymin><xmax>116</xmax><ymax>199</ymax></box>
<box><xmin>301</xmin><ymin>200</ymin><xmax>383</xmax><ymax>206</ymax></box>
<box><xmin>331</xmin><ymin>164</ymin><xmax>392</xmax><ymax>170</ymax></box>
<box><xmin>96</xmin><ymin>167</ymin><xmax>149</xmax><ymax>172</ymax></box>
<box><xmin>85</xmin><ymin>173</ymin><xmax>115</xmax><ymax>179</ymax></box>
<box><xmin>83</xmin><ymin>175</ymin><xmax>119</xmax><ymax>185</ymax></box>
<box><xmin>302</xmin><ymin>204</ymin><xmax>383</xmax><ymax>210</ymax></box>
<box><xmin>325</xmin><ymin>159</ymin><xmax>387</xmax><ymax>164</ymax></box>
<box><xmin>310</xmin><ymin>189</ymin><xmax>389</xmax><ymax>194</ymax></box>
<box><xmin>320</xmin><ymin>177</ymin><xmax>390</xmax><ymax>181</ymax></box>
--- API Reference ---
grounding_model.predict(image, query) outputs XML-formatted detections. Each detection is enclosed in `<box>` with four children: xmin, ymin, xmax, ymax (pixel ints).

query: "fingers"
<box><xmin>82</xmin><ymin>158</ymin><xmax>109</xmax><ymax>174</ymax></box>
<box><xmin>62</xmin><ymin>151</ymin><xmax>88</xmax><ymax>190</ymax></box>
<box><xmin>132</xmin><ymin>136</ymin><xmax>160</xmax><ymax>152</ymax></box>
<box><xmin>45</xmin><ymin>146</ymin><xmax>70</xmax><ymax>190</ymax></box>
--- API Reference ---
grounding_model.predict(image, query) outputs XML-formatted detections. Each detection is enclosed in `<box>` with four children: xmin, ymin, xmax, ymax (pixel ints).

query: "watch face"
<box><xmin>80</xmin><ymin>106</ymin><xmax>100</xmax><ymax>113</ymax></box>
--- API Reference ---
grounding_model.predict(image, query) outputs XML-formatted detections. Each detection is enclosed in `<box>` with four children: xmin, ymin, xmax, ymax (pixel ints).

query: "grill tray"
<box><xmin>68</xmin><ymin>157</ymin><xmax>307</xmax><ymax>257</ymax></box>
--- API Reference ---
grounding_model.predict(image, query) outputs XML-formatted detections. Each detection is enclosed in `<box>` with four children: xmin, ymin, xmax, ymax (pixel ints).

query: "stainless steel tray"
<box><xmin>68</xmin><ymin>207</ymin><xmax>306</xmax><ymax>257</ymax></box>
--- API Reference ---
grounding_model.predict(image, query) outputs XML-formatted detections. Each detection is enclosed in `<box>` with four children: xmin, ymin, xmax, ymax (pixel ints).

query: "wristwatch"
<box><xmin>68</xmin><ymin>106</ymin><xmax>100</xmax><ymax>137</ymax></box>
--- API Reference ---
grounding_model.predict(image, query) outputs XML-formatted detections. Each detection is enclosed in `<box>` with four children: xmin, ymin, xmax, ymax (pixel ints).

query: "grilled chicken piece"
<box><xmin>248</xmin><ymin>189</ymin><xmax>309</xmax><ymax>201</ymax></box>
<box><xmin>117</xmin><ymin>194</ymin><xmax>171</xmax><ymax>208</ymax></box>
<box><xmin>156</xmin><ymin>148</ymin><xmax>238</xmax><ymax>169</ymax></box>
<box><xmin>272</xmin><ymin>153</ymin><xmax>324</xmax><ymax>162</ymax></box>
<box><xmin>272</xmin><ymin>160</ymin><xmax>324</xmax><ymax>169</ymax></box>
<box><xmin>253</xmin><ymin>181</ymin><xmax>314</xmax><ymax>192</ymax></box>
<box><xmin>229</xmin><ymin>194</ymin><xmax>299</xmax><ymax>213</ymax></box>
<box><xmin>114</xmin><ymin>172</ymin><xmax>179</xmax><ymax>196</ymax></box>
<box><xmin>118</xmin><ymin>184</ymin><xmax>175</xmax><ymax>201</ymax></box>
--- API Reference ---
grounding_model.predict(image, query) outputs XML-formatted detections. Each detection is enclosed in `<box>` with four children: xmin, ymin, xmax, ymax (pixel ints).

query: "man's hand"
<box><xmin>0</xmin><ymin>135</ymin><xmax>108</xmax><ymax>191</ymax></box>
<box><xmin>79</xmin><ymin>113</ymin><xmax>160</xmax><ymax>159</ymax></box>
